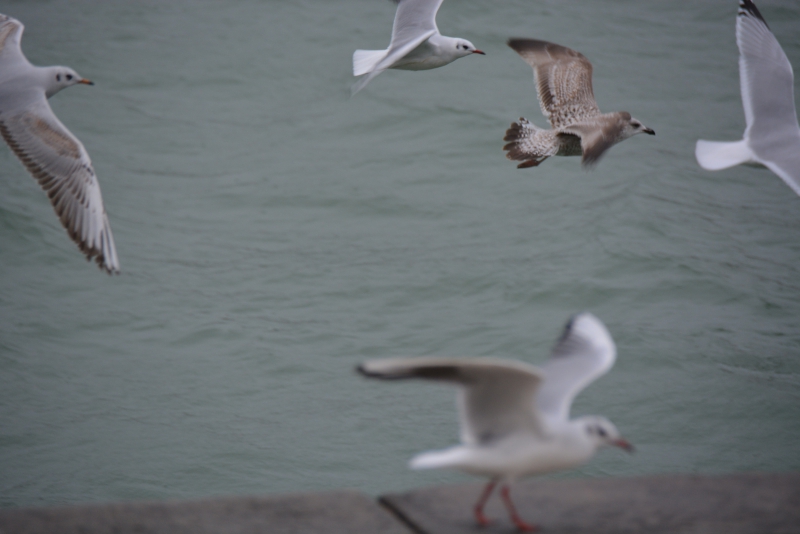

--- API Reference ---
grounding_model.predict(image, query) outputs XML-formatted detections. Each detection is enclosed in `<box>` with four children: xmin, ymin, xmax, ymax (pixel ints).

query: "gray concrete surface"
<box><xmin>2</xmin><ymin>473</ymin><xmax>798</xmax><ymax>534</ymax></box>
<box><xmin>0</xmin><ymin>490</ymin><xmax>412</xmax><ymax>534</ymax></box>
<box><xmin>381</xmin><ymin>472</ymin><xmax>800</xmax><ymax>534</ymax></box>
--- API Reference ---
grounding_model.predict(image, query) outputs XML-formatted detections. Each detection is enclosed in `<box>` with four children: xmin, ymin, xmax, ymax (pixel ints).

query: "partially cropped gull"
<box><xmin>0</xmin><ymin>13</ymin><xmax>119</xmax><ymax>273</ymax></box>
<box><xmin>351</xmin><ymin>0</ymin><xmax>484</xmax><ymax>96</ymax></box>
<box><xmin>357</xmin><ymin>313</ymin><xmax>632</xmax><ymax>532</ymax></box>
<box><xmin>695</xmin><ymin>0</ymin><xmax>800</xmax><ymax>197</ymax></box>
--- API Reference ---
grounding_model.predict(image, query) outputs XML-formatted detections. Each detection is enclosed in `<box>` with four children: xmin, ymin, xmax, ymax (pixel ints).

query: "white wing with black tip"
<box><xmin>358</xmin><ymin>357</ymin><xmax>546</xmax><ymax>446</ymax></box>
<box><xmin>535</xmin><ymin>313</ymin><xmax>617</xmax><ymax>422</ymax></box>
<box><xmin>737</xmin><ymin>0</ymin><xmax>800</xmax><ymax>194</ymax></box>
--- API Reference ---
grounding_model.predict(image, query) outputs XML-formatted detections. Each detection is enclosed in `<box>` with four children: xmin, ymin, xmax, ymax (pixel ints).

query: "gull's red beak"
<box><xmin>79</xmin><ymin>78</ymin><xmax>94</xmax><ymax>86</ymax></box>
<box><xmin>472</xmin><ymin>50</ymin><xmax>486</xmax><ymax>55</ymax></box>
<box><xmin>613</xmin><ymin>438</ymin><xmax>634</xmax><ymax>453</ymax></box>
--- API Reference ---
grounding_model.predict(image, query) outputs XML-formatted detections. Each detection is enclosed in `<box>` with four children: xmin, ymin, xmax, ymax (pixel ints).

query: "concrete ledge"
<box><xmin>1</xmin><ymin>473</ymin><xmax>798</xmax><ymax>534</ymax></box>
<box><xmin>380</xmin><ymin>472</ymin><xmax>800</xmax><ymax>534</ymax></box>
<box><xmin>0</xmin><ymin>490</ymin><xmax>413</xmax><ymax>534</ymax></box>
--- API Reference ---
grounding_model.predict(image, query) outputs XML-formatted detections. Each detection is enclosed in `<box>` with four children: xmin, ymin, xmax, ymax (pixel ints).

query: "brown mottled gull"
<box><xmin>503</xmin><ymin>38</ymin><xmax>654</xmax><ymax>169</ymax></box>
<box><xmin>0</xmin><ymin>13</ymin><xmax>119</xmax><ymax>274</ymax></box>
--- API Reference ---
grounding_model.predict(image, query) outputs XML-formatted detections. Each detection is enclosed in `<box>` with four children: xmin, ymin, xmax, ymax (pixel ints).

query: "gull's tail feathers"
<box><xmin>695</xmin><ymin>139</ymin><xmax>756</xmax><ymax>171</ymax></box>
<box><xmin>353</xmin><ymin>49</ymin><xmax>387</xmax><ymax>77</ymax></box>
<box><xmin>503</xmin><ymin>118</ymin><xmax>552</xmax><ymax>168</ymax></box>
<box><xmin>409</xmin><ymin>446</ymin><xmax>471</xmax><ymax>471</ymax></box>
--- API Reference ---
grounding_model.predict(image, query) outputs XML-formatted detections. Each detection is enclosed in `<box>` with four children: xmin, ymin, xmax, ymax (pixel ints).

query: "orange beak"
<box><xmin>614</xmin><ymin>438</ymin><xmax>634</xmax><ymax>453</ymax></box>
<box><xmin>472</xmin><ymin>50</ymin><xmax>486</xmax><ymax>55</ymax></box>
<box><xmin>79</xmin><ymin>78</ymin><xmax>94</xmax><ymax>86</ymax></box>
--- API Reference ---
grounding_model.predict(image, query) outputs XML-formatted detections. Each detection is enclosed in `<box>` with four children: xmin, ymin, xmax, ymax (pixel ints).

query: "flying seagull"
<box><xmin>695</xmin><ymin>0</ymin><xmax>800</xmax><ymax>197</ymax></box>
<box><xmin>503</xmin><ymin>38</ymin><xmax>654</xmax><ymax>169</ymax></box>
<box><xmin>0</xmin><ymin>13</ymin><xmax>119</xmax><ymax>273</ymax></box>
<box><xmin>357</xmin><ymin>313</ymin><xmax>632</xmax><ymax>532</ymax></box>
<box><xmin>351</xmin><ymin>0</ymin><xmax>484</xmax><ymax>96</ymax></box>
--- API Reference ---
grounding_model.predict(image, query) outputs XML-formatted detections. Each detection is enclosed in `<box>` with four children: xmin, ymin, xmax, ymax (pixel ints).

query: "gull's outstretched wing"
<box><xmin>737</xmin><ymin>0</ymin><xmax>798</xmax><ymax>146</ymax></box>
<box><xmin>536</xmin><ymin>313</ymin><xmax>616</xmax><ymax>422</ymax></box>
<box><xmin>0</xmin><ymin>14</ymin><xmax>29</xmax><ymax>75</ymax></box>
<box><xmin>0</xmin><ymin>96</ymin><xmax>120</xmax><ymax>273</ymax></box>
<box><xmin>736</xmin><ymin>0</ymin><xmax>800</xmax><ymax>195</ymax></box>
<box><xmin>358</xmin><ymin>357</ymin><xmax>545</xmax><ymax>445</ymax></box>
<box><xmin>508</xmin><ymin>38</ymin><xmax>601</xmax><ymax>130</ymax></box>
<box><xmin>390</xmin><ymin>0</ymin><xmax>443</xmax><ymax>48</ymax></box>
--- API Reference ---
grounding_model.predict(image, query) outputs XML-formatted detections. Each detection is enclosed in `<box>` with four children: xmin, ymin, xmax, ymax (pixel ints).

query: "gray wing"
<box><xmin>736</xmin><ymin>0</ymin><xmax>800</xmax><ymax>194</ymax></box>
<box><xmin>358</xmin><ymin>357</ymin><xmax>545</xmax><ymax>445</ymax></box>
<box><xmin>561</xmin><ymin>112</ymin><xmax>630</xmax><ymax>167</ymax></box>
<box><xmin>0</xmin><ymin>14</ymin><xmax>30</xmax><ymax>76</ymax></box>
<box><xmin>762</xmin><ymin>150</ymin><xmax>800</xmax><ymax>196</ymax></box>
<box><xmin>390</xmin><ymin>0</ymin><xmax>443</xmax><ymax>48</ymax></box>
<box><xmin>508</xmin><ymin>38</ymin><xmax>601</xmax><ymax>129</ymax></box>
<box><xmin>536</xmin><ymin>313</ymin><xmax>616</xmax><ymax>422</ymax></box>
<box><xmin>737</xmin><ymin>0</ymin><xmax>799</xmax><ymax>148</ymax></box>
<box><xmin>0</xmin><ymin>97</ymin><xmax>120</xmax><ymax>273</ymax></box>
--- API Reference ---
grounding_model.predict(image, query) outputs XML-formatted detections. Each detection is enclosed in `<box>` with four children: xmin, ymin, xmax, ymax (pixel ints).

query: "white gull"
<box><xmin>0</xmin><ymin>13</ymin><xmax>119</xmax><ymax>273</ymax></box>
<box><xmin>357</xmin><ymin>312</ymin><xmax>632</xmax><ymax>532</ymax></box>
<box><xmin>351</xmin><ymin>0</ymin><xmax>484</xmax><ymax>96</ymax></box>
<box><xmin>695</xmin><ymin>0</ymin><xmax>800</xmax><ymax>197</ymax></box>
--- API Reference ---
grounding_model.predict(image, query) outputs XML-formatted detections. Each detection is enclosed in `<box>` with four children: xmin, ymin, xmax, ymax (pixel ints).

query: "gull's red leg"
<box><xmin>473</xmin><ymin>480</ymin><xmax>497</xmax><ymax>527</ymax></box>
<box><xmin>500</xmin><ymin>484</ymin><xmax>538</xmax><ymax>532</ymax></box>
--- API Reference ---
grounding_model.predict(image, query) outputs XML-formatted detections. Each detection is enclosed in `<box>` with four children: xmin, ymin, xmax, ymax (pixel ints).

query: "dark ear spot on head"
<box><xmin>56</xmin><ymin>74</ymin><xmax>61</xmax><ymax>82</ymax></box>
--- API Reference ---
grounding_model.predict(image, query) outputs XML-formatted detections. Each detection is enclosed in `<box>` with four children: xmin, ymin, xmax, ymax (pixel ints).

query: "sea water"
<box><xmin>1</xmin><ymin>0</ymin><xmax>798</xmax><ymax>508</ymax></box>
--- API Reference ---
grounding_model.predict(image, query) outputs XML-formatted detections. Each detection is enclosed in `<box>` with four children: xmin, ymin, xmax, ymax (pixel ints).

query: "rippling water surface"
<box><xmin>1</xmin><ymin>0</ymin><xmax>799</xmax><ymax>508</ymax></box>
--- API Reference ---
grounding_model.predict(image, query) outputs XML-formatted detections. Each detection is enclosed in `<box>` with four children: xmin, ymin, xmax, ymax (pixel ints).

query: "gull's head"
<box><xmin>582</xmin><ymin>416</ymin><xmax>633</xmax><ymax>453</ymax></box>
<box><xmin>454</xmin><ymin>39</ymin><xmax>485</xmax><ymax>58</ymax></box>
<box><xmin>45</xmin><ymin>66</ymin><xmax>94</xmax><ymax>98</ymax></box>
<box><xmin>620</xmin><ymin>113</ymin><xmax>655</xmax><ymax>139</ymax></box>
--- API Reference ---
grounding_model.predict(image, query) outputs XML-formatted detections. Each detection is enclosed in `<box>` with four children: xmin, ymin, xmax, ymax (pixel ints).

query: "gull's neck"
<box><xmin>39</xmin><ymin>66</ymin><xmax>67</xmax><ymax>98</ymax></box>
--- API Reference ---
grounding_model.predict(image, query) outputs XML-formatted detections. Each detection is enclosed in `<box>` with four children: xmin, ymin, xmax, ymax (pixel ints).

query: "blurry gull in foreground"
<box><xmin>503</xmin><ymin>38</ymin><xmax>654</xmax><ymax>169</ymax></box>
<box><xmin>351</xmin><ymin>0</ymin><xmax>484</xmax><ymax>96</ymax></box>
<box><xmin>357</xmin><ymin>313</ymin><xmax>632</xmax><ymax>532</ymax></box>
<box><xmin>695</xmin><ymin>0</ymin><xmax>800</xmax><ymax>197</ymax></box>
<box><xmin>0</xmin><ymin>13</ymin><xmax>119</xmax><ymax>273</ymax></box>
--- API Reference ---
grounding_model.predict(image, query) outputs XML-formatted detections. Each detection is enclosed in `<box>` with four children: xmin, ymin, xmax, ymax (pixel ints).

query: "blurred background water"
<box><xmin>1</xmin><ymin>0</ymin><xmax>799</xmax><ymax>509</ymax></box>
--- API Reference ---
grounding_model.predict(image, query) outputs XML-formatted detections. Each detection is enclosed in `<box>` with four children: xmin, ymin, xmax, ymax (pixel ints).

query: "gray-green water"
<box><xmin>1</xmin><ymin>0</ymin><xmax>799</xmax><ymax>509</ymax></box>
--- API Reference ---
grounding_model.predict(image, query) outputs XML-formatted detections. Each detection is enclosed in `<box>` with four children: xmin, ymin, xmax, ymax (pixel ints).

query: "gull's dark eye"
<box><xmin>56</xmin><ymin>74</ymin><xmax>61</xmax><ymax>82</ymax></box>
<box><xmin>632</xmin><ymin>122</ymin><xmax>640</xmax><ymax>128</ymax></box>
<box><xmin>598</xmin><ymin>427</ymin><xmax>607</xmax><ymax>438</ymax></box>
<box><xmin>66</xmin><ymin>74</ymin><xmax>73</xmax><ymax>81</ymax></box>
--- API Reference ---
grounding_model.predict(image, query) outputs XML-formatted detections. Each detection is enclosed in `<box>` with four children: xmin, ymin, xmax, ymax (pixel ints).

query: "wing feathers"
<box><xmin>508</xmin><ymin>38</ymin><xmax>600</xmax><ymax>129</ymax></box>
<box><xmin>358</xmin><ymin>357</ymin><xmax>545</xmax><ymax>445</ymax></box>
<box><xmin>0</xmin><ymin>100</ymin><xmax>120</xmax><ymax>273</ymax></box>
<box><xmin>391</xmin><ymin>0</ymin><xmax>443</xmax><ymax>47</ymax></box>
<box><xmin>0</xmin><ymin>14</ymin><xmax>26</xmax><ymax>69</ymax></box>
<box><xmin>736</xmin><ymin>0</ymin><xmax>799</xmax><ymax>146</ymax></box>
<box><xmin>536</xmin><ymin>313</ymin><xmax>616</xmax><ymax>421</ymax></box>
